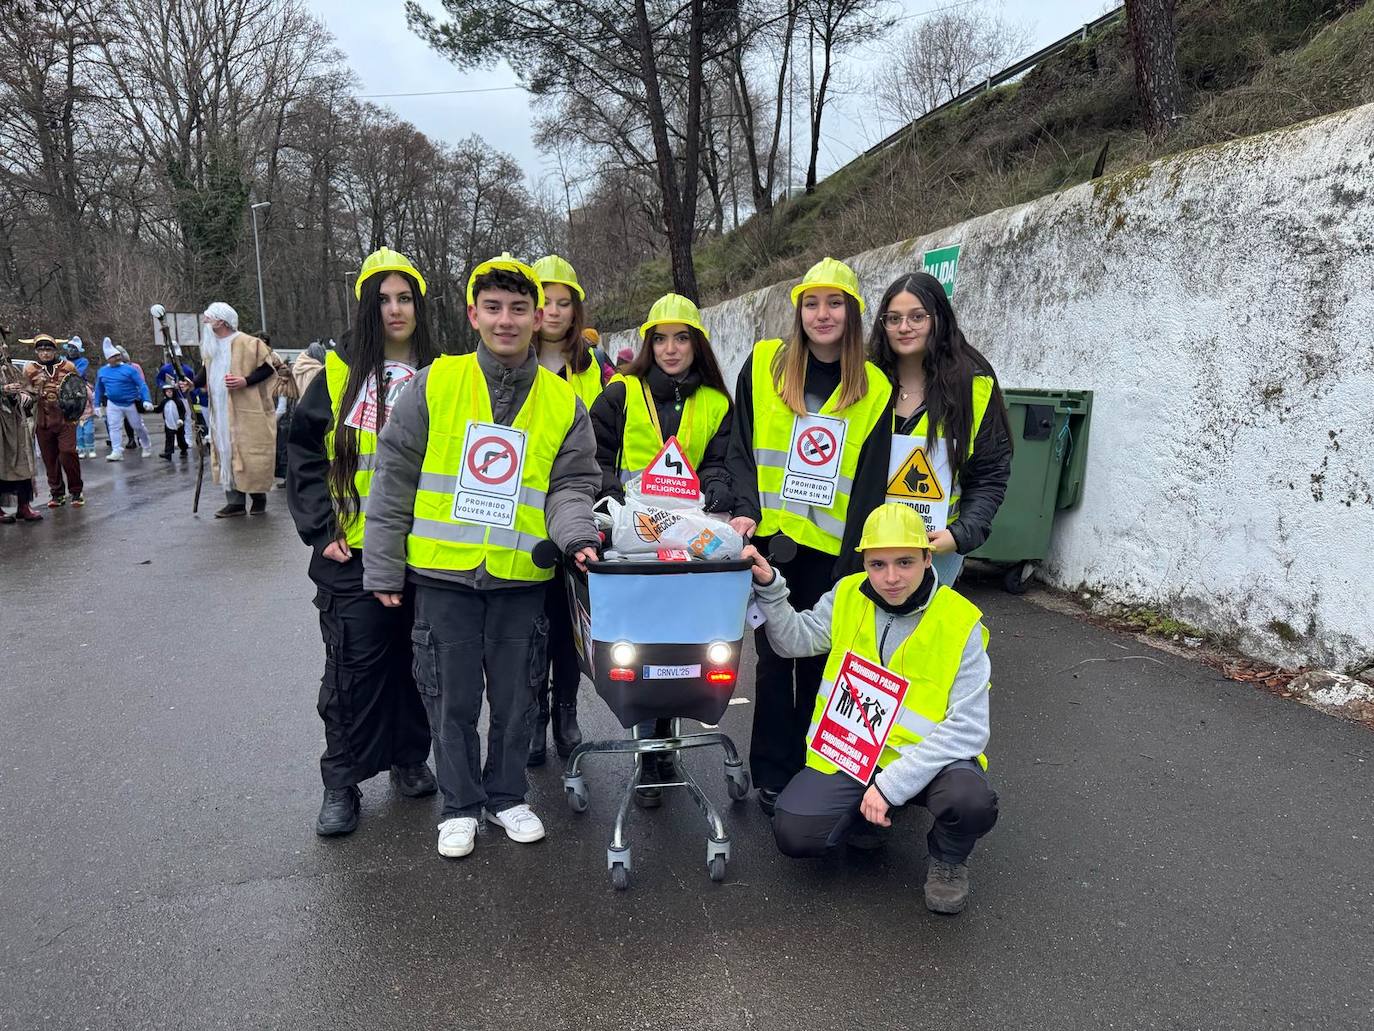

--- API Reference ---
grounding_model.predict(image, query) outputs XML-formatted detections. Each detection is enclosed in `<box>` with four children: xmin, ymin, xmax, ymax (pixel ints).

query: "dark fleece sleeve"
<box><xmin>723</xmin><ymin>354</ymin><xmax>760</xmax><ymax>522</ymax></box>
<box><xmin>286</xmin><ymin>374</ymin><xmax>336</xmax><ymax>550</ymax></box>
<box><xmin>588</xmin><ymin>379</ymin><xmax>628</xmax><ymax>501</ymax></box>
<box><xmin>949</xmin><ymin>397</ymin><xmax>1012</xmax><ymax>554</ymax></box>
<box><xmin>835</xmin><ymin>390</ymin><xmax>895</xmax><ymax>578</ymax></box>
<box><xmin>698</xmin><ymin>406</ymin><xmax>735</xmax><ymax>513</ymax></box>
<box><xmin>244</xmin><ymin>361</ymin><xmax>275</xmax><ymax>387</ymax></box>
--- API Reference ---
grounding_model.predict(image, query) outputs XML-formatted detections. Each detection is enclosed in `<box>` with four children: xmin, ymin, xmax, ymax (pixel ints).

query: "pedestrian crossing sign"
<box><xmin>886</xmin><ymin>446</ymin><xmax>945</xmax><ymax>501</ymax></box>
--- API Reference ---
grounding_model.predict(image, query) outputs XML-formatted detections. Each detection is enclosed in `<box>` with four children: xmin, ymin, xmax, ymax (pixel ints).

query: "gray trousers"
<box><xmin>412</xmin><ymin>581</ymin><xmax>547</xmax><ymax>819</ymax></box>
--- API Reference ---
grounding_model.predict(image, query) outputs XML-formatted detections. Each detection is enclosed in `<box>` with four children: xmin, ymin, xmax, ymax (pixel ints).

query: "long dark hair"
<box><xmin>623</xmin><ymin>324</ymin><xmax>730</xmax><ymax>395</ymax></box>
<box><xmin>541</xmin><ymin>286</ymin><xmax>592</xmax><ymax>375</ymax></box>
<box><xmin>867</xmin><ymin>272</ymin><xmax>1009</xmax><ymax>485</ymax></box>
<box><xmin>328</xmin><ymin>269</ymin><xmax>437</xmax><ymax>529</ymax></box>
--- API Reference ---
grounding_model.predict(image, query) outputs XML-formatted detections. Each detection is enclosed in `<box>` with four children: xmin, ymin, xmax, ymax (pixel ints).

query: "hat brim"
<box><xmin>790</xmin><ymin>281</ymin><xmax>866</xmax><ymax>314</ymax></box>
<box><xmin>355</xmin><ymin>265</ymin><xmax>428</xmax><ymax>300</ymax></box>
<box><xmin>540</xmin><ymin>278</ymin><xmax>585</xmax><ymax>302</ymax></box>
<box><xmin>638</xmin><ymin>317</ymin><xmax>710</xmax><ymax>342</ymax></box>
<box><xmin>855</xmin><ymin>539</ymin><xmax>935</xmax><ymax>553</ymax></box>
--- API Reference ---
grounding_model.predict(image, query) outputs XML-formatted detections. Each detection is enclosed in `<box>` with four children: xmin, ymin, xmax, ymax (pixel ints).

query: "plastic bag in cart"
<box><xmin>596</xmin><ymin>477</ymin><xmax>745</xmax><ymax>560</ymax></box>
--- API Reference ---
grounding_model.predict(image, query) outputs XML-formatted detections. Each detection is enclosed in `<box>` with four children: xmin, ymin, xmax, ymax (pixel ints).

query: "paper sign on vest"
<box><xmin>452</xmin><ymin>421</ymin><xmax>526</xmax><ymax>529</ymax></box>
<box><xmin>639</xmin><ymin>436</ymin><xmax>701</xmax><ymax>500</ymax></box>
<box><xmin>781</xmin><ymin>413</ymin><xmax>847</xmax><ymax>508</ymax></box>
<box><xmin>886</xmin><ymin>434</ymin><xmax>952</xmax><ymax>532</ymax></box>
<box><xmin>808</xmin><ymin>651</ymin><xmax>910</xmax><ymax>784</ymax></box>
<box><xmin>344</xmin><ymin>360</ymin><xmax>416</xmax><ymax>432</ymax></box>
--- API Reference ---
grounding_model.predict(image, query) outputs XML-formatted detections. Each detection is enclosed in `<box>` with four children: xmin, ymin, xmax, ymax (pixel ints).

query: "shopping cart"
<box><xmin>559</xmin><ymin>556</ymin><xmax>755</xmax><ymax>890</ymax></box>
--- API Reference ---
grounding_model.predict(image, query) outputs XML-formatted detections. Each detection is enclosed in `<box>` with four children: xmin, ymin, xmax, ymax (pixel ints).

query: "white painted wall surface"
<box><xmin>608</xmin><ymin>103</ymin><xmax>1374</xmax><ymax>668</ymax></box>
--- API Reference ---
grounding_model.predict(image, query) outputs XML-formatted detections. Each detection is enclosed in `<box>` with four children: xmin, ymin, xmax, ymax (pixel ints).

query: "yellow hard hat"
<box><xmin>639</xmin><ymin>293</ymin><xmax>709</xmax><ymax>341</ymax></box>
<box><xmin>466</xmin><ymin>252</ymin><xmax>545</xmax><ymax>309</ymax></box>
<box><xmin>790</xmin><ymin>256</ymin><xmax>865</xmax><ymax>314</ymax></box>
<box><xmin>355</xmin><ymin>247</ymin><xmax>427</xmax><ymax>300</ymax></box>
<box><xmin>855</xmin><ymin>503</ymin><xmax>933</xmax><ymax>552</ymax></box>
<box><xmin>532</xmin><ymin>254</ymin><xmax>585</xmax><ymax>301</ymax></box>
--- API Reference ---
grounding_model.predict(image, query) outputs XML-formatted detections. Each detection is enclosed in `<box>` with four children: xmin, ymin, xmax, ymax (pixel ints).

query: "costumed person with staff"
<box><xmin>94</xmin><ymin>337</ymin><xmax>153</xmax><ymax>461</ymax></box>
<box><xmin>868</xmin><ymin>272</ymin><xmax>1011</xmax><ymax>585</ymax></box>
<box><xmin>525</xmin><ymin>254</ymin><xmax>617</xmax><ymax>766</ymax></box>
<box><xmin>724</xmin><ymin>256</ymin><xmax>893</xmax><ymax>816</ymax></box>
<box><xmin>287</xmin><ymin>247</ymin><xmax>438</xmax><ymax>836</ymax></box>
<box><xmin>23</xmin><ymin>334</ymin><xmax>86</xmax><ymax>507</ymax></box>
<box><xmin>588</xmin><ymin>292</ymin><xmax>735</xmax><ymax>805</ymax></box>
<box><xmin>363</xmin><ymin>254</ymin><xmax>602</xmax><ymax>859</ymax></box>
<box><xmin>741</xmin><ymin>502</ymin><xmax>999</xmax><ymax>914</ymax></box>
<box><xmin>0</xmin><ymin>326</ymin><xmax>43</xmax><ymax>523</ymax></box>
<box><xmin>182</xmin><ymin>302</ymin><xmax>280</xmax><ymax>518</ymax></box>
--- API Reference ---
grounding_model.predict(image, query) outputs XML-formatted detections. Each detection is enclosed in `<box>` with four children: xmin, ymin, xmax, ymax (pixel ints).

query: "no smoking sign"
<box><xmin>782</xmin><ymin>413</ymin><xmax>846</xmax><ymax>508</ymax></box>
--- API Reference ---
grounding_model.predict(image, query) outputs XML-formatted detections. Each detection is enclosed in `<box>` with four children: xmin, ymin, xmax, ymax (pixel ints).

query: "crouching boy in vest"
<box><xmin>740</xmin><ymin>502</ymin><xmax>999</xmax><ymax>914</ymax></box>
<box><xmin>363</xmin><ymin>254</ymin><xmax>602</xmax><ymax>859</ymax></box>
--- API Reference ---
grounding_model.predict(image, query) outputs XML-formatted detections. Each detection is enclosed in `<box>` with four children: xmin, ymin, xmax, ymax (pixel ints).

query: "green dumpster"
<box><xmin>970</xmin><ymin>389</ymin><xmax>1093</xmax><ymax>593</ymax></box>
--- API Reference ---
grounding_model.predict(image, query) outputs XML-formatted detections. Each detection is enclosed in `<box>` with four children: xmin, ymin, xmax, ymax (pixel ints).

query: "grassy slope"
<box><xmin>596</xmin><ymin>0</ymin><xmax>1374</xmax><ymax>329</ymax></box>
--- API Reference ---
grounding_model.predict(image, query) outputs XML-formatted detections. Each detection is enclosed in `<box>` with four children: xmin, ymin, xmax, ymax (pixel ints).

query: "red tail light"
<box><xmin>707</xmin><ymin>669</ymin><xmax>735</xmax><ymax>684</ymax></box>
<box><xmin>609</xmin><ymin>667</ymin><xmax>637</xmax><ymax>682</ymax></box>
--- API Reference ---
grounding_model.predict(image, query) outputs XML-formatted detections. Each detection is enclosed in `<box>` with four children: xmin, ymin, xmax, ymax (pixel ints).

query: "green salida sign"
<box><xmin>921</xmin><ymin>244</ymin><xmax>961</xmax><ymax>298</ymax></box>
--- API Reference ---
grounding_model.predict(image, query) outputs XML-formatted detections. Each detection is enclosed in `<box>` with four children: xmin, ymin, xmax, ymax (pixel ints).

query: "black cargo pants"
<box><xmin>315</xmin><ymin>587</ymin><xmax>432</xmax><ymax>789</ymax></box>
<box><xmin>411</xmin><ymin>581</ymin><xmax>547</xmax><ymax>819</ymax></box>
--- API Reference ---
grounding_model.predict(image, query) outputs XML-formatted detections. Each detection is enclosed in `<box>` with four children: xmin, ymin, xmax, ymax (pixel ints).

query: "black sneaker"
<box><xmin>389</xmin><ymin>763</ymin><xmax>437</xmax><ymax>798</ymax></box>
<box><xmin>316</xmin><ymin>785</ymin><xmax>361</xmax><ymax>836</ymax></box>
<box><xmin>249</xmin><ymin>495</ymin><xmax>267</xmax><ymax>515</ymax></box>
<box><xmin>214</xmin><ymin>504</ymin><xmax>247</xmax><ymax>518</ymax></box>
<box><xmin>924</xmin><ymin>860</ymin><xmax>971</xmax><ymax>914</ymax></box>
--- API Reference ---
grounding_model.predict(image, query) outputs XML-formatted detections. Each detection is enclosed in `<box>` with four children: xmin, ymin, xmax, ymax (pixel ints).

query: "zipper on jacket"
<box><xmin>878</xmin><ymin>613</ymin><xmax>895</xmax><ymax>663</ymax></box>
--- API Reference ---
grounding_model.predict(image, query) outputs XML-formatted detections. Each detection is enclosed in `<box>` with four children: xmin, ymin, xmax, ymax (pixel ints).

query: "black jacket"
<box><xmin>724</xmin><ymin>347</ymin><xmax>893</xmax><ymax>577</ymax></box>
<box><xmin>287</xmin><ymin>371</ymin><xmax>362</xmax><ymax>593</ymax></box>
<box><xmin>588</xmin><ymin>364</ymin><xmax>734</xmax><ymax>512</ymax></box>
<box><xmin>891</xmin><ymin>372</ymin><xmax>1012</xmax><ymax>555</ymax></box>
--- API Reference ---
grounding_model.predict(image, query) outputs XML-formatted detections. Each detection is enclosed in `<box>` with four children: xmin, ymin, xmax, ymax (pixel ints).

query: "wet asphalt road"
<box><xmin>1</xmin><ymin>451</ymin><xmax>1371</xmax><ymax>1031</ymax></box>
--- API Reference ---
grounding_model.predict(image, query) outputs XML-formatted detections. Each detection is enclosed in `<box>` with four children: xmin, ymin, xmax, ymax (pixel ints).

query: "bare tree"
<box><xmin>1125</xmin><ymin>0</ymin><xmax>1184</xmax><ymax>138</ymax></box>
<box><xmin>872</xmin><ymin>7</ymin><xmax>1034</xmax><ymax>127</ymax></box>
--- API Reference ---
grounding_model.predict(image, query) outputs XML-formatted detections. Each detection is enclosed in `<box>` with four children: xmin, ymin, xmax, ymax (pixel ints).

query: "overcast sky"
<box><xmin>305</xmin><ymin>0</ymin><xmax>1114</xmax><ymax>195</ymax></box>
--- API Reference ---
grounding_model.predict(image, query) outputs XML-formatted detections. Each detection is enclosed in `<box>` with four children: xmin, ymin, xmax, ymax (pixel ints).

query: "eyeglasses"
<box><xmin>881</xmin><ymin>312</ymin><xmax>930</xmax><ymax>329</ymax></box>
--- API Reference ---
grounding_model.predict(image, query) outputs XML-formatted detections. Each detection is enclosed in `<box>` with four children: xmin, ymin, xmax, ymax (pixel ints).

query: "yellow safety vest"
<box><xmin>565</xmin><ymin>347</ymin><xmax>605</xmax><ymax>410</ymax></box>
<box><xmin>896</xmin><ymin>373</ymin><xmax>995</xmax><ymax>517</ymax></box>
<box><xmin>323</xmin><ymin>350</ymin><xmax>377</xmax><ymax>549</ymax></box>
<box><xmin>751</xmin><ymin>338</ymin><xmax>892</xmax><ymax>554</ymax></box>
<box><xmin>806</xmin><ymin>572</ymin><xmax>989</xmax><ymax>777</ymax></box>
<box><xmin>610</xmin><ymin>373</ymin><xmax>730</xmax><ymax>478</ymax></box>
<box><xmin>405</xmin><ymin>354</ymin><xmax>576</xmax><ymax>583</ymax></box>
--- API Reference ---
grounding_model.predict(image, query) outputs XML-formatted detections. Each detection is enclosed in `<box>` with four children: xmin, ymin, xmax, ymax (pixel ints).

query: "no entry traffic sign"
<box><xmin>466</xmin><ymin>435</ymin><xmax>519</xmax><ymax>486</ymax></box>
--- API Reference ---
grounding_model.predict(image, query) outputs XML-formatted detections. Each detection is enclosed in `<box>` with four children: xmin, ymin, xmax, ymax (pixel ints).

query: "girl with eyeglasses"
<box><xmin>867</xmin><ymin>272</ymin><xmax>1012</xmax><ymax>586</ymax></box>
<box><xmin>724</xmin><ymin>257</ymin><xmax>893</xmax><ymax>816</ymax></box>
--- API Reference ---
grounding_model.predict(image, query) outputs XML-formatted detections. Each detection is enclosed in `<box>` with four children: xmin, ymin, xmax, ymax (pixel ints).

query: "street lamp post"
<box><xmin>250</xmin><ymin>201</ymin><xmax>271</xmax><ymax>335</ymax></box>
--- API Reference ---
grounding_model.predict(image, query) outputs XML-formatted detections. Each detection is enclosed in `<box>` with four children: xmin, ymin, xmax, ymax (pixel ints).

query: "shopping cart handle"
<box><xmin>768</xmin><ymin>535</ymin><xmax>798</xmax><ymax>564</ymax></box>
<box><xmin>531</xmin><ymin>539</ymin><xmax>562</xmax><ymax>569</ymax></box>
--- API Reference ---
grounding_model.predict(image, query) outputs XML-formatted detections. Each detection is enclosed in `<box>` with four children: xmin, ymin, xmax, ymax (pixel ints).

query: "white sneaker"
<box><xmin>140</xmin><ymin>447</ymin><xmax>153</xmax><ymax>458</ymax></box>
<box><xmin>486</xmin><ymin>804</ymin><xmax>545</xmax><ymax>843</ymax></box>
<box><xmin>106</xmin><ymin>453</ymin><xmax>123</xmax><ymax>462</ymax></box>
<box><xmin>436</xmin><ymin>817</ymin><xmax>478</xmax><ymax>858</ymax></box>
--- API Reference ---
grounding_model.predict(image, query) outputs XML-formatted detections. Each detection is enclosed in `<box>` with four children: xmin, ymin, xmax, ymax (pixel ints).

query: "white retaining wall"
<box><xmin>608</xmin><ymin>103</ymin><xmax>1374</xmax><ymax>668</ymax></box>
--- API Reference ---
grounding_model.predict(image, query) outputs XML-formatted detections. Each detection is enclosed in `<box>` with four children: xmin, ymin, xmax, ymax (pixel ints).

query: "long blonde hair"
<box><xmin>769</xmin><ymin>294</ymin><xmax>869</xmax><ymax>415</ymax></box>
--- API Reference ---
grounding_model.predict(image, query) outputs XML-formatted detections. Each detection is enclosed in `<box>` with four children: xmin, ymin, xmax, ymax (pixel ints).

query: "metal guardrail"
<box><xmin>843</xmin><ymin>5</ymin><xmax>1126</xmax><ymax>170</ymax></box>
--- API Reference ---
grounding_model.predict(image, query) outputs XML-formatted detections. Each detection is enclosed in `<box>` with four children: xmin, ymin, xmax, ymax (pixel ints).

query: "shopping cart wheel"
<box><xmin>708</xmin><ymin>856</ymin><xmax>727</xmax><ymax>882</ymax></box>
<box><xmin>724</xmin><ymin>760</ymin><xmax>750</xmax><ymax>801</ymax></box>
<box><xmin>565</xmin><ymin>784</ymin><xmax>589</xmax><ymax>812</ymax></box>
<box><xmin>610</xmin><ymin>863</ymin><xmax>630</xmax><ymax>890</ymax></box>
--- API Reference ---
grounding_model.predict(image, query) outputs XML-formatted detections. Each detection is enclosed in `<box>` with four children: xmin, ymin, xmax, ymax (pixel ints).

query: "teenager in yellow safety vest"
<box><xmin>723</xmin><ymin>256</ymin><xmax>894</xmax><ymax>816</ymax></box>
<box><xmin>867</xmin><ymin>272</ymin><xmax>1012</xmax><ymax>587</ymax></box>
<box><xmin>285</xmin><ymin>246</ymin><xmax>440</xmax><ymax>838</ymax></box>
<box><xmin>587</xmin><ymin>292</ymin><xmax>734</xmax><ymax>806</ymax></box>
<box><xmin>526</xmin><ymin>254</ymin><xmax>616</xmax><ymax>766</ymax></box>
<box><xmin>740</xmin><ymin>502</ymin><xmax>998</xmax><ymax>915</ymax></box>
<box><xmin>361</xmin><ymin>253</ymin><xmax>602</xmax><ymax>860</ymax></box>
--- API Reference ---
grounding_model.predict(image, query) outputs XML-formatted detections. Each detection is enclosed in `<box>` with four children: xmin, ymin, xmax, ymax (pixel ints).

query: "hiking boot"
<box><xmin>389</xmin><ymin>763</ymin><xmax>437</xmax><ymax>798</ymax></box>
<box><xmin>70</xmin><ymin>494</ymin><xmax>86</xmax><ymax>508</ymax></box>
<box><xmin>486</xmin><ymin>803</ymin><xmax>545</xmax><ymax>843</ymax></box>
<box><xmin>437</xmin><ymin>817</ymin><xmax>478</xmax><ymax>858</ymax></box>
<box><xmin>214</xmin><ymin>504</ymin><xmax>247</xmax><ymax>518</ymax></box>
<box><xmin>249</xmin><ymin>495</ymin><xmax>267</xmax><ymax>515</ymax></box>
<box><xmin>315</xmin><ymin>785</ymin><xmax>361</xmax><ymax>837</ymax></box>
<box><xmin>924</xmin><ymin>860</ymin><xmax>971</xmax><ymax>915</ymax></box>
<box><xmin>552</xmin><ymin>704</ymin><xmax>582</xmax><ymax>758</ymax></box>
<box><xmin>46</xmin><ymin>494</ymin><xmax>66</xmax><ymax>508</ymax></box>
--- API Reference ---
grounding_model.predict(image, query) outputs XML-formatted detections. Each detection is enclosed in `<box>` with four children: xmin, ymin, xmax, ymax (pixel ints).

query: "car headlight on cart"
<box><xmin>611</xmin><ymin>641</ymin><xmax>636</xmax><ymax>667</ymax></box>
<box><xmin>707</xmin><ymin>641</ymin><xmax>731</xmax><ymax>665</ymax></box>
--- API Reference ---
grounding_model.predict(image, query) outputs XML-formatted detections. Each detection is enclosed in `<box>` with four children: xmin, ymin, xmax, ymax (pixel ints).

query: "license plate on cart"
<box><xmin>643</xmin><ymin>664</ymin><xmax>702</xmax><ymax>680</ymax></box>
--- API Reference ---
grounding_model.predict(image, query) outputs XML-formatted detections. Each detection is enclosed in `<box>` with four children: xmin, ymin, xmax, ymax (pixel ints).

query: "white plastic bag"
<box><xmin>601</xmin><ymin>478</ymin><xmax>744</xmax><ymax>560</ymax></box>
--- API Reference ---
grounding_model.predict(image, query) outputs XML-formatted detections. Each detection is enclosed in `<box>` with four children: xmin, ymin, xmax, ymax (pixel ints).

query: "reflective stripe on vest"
<box><xmin>565</xmin><ymin>348</ymin><xmax>604</xmax><ymax>410</ymax></box>
<box><xmin>804</xmin><ymin>573</ymin><xmax>990</xmax><ymax>777</ymax></box>
<box><xmin>405</xmin><ymin>354</ymin><xmax>576</xmax><ymax>583</ymax></box>
<box><xmin>610</xmin><ymin>373</ymin><xmax>729</xmax><ymax>480</ymax></box>
<box><xmin>751</xmin><ymin>338</ymin><xmax>892</xmax><ymax>554</ymax></box>
<box><xmin>898</xmin><ymin>374</ymin><xmax>994</xmax><ymax>518</ymax></box>
<box><xmin>323</xmin><ymin>350</ymin><xmax>374</xmax><ymax>549</ymax></box>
